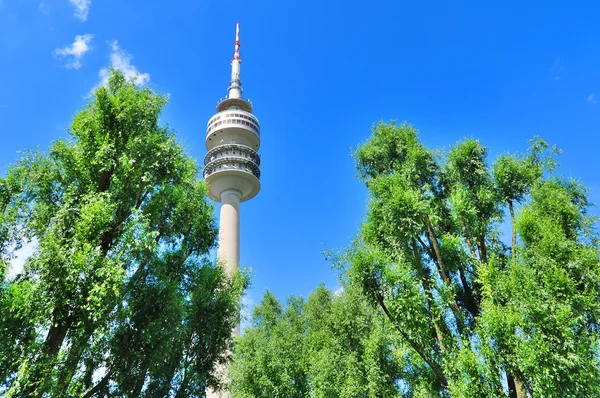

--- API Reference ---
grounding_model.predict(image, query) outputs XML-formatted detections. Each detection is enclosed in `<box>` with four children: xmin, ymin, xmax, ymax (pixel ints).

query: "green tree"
<box><xmin>340</xmin><ymin>121</ymin><xmax>600</xmax><ymax>397</ymax></box>
<box><xmin>230</xmin><ymin>284</ymin><xmax>401</xmax><ymax>397</ymax></box>
<box><xmin>230</xmin><ymin>291</ymin><xmax>308</xmax><ymax>398</ymax></box>
<box><xmin>0</xmin><ymin>70</ymin><xmax>246</xmax><ymax>397</ymax></box>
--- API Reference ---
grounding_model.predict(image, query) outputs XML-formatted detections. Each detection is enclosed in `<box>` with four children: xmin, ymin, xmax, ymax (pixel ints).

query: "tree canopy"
<box><xmin>0</xmin><ymin>70</ymin><xmax>246</xmax><ymax>397</ymax></box>
<box><xmin>230</xmin><ymin>284</ymin><xmax>401</xmax><ymax>398</ymax></box>
<box><xmin>347</xmin><ymin>122</ymin><xmax>600</xmax><ymax>397</ymax></box>
<box><xmin>232</xmin><ymin>121</ymin><xmax>600</xmax><ymax>398</ymax></box>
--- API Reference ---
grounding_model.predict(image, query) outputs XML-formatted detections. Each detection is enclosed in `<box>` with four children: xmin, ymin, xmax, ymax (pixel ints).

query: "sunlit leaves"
<box><xmin>0</xmin><ymin>69</ymin><xmax>243</xmax><ymax>397</ymax></box>
<box><xmin>230</xmin><ymin>285</ymin><xmax>401</xmax><ymax>398</ymax></box>
<box><xmin>346</xmin><ymin>122</ymin><xmax>600</xmax><ymax>397</ymax></box>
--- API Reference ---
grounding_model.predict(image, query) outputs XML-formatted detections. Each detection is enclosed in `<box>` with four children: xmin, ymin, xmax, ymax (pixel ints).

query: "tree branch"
<box><xmin>82</xmin><ymin>369</ymin><xmax>113</xmax><ymax>398</ymax></box>
<box><xmin>423</xmin><ymin>216</ymin><xmax>449</xmax><ymax>283</ymax></box>
<box><xmin>412</xmin><ymin>239</ymin><xmax>447</xmax><ymax>354</ymax></box>
<box><xmin>375</xmin><ymin>292</ymin><xmax>448</xmax><ymax>388</ymax></box>
<box><xmin>508</xmin><ymin>200</ymin><xmax>517</xmax><ymax>265</ymax></box>
<box><xmin>423</xmin><ymin>215</ymin><xmax>466</xmax><ymax>335</ymax></box>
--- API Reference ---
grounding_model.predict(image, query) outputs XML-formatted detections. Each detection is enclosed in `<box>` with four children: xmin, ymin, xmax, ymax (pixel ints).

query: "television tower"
<box><xmin>204</xmin><ymin>23</ymin><xmax>260</xmax><ymax>397</ymax></box>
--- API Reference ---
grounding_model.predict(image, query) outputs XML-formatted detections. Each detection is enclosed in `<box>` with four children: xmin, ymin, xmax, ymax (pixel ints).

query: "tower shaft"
<box><xmin>217</xmin><ymin>189</ymin><xmax>241</xmax><ymax>278</ymax></box>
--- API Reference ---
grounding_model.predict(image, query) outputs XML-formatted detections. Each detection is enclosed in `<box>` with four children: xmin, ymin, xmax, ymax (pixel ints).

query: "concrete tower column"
<box><xmin>206</xmin><ymin>190</ymin><xmax>239</xmax><ymax>397</ymax></box>
<box><xmin>217</xmin><ymin>189</ymin><xmax>241</xmax><ymax>278</ymax></box>
<box><xmin>206</xmin><ymin>190</ymin><xmax>239</xmax><ymax>398</ymax></box>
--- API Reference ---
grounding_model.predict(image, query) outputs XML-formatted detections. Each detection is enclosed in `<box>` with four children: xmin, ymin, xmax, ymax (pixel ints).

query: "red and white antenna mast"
<box><xmin>233</xmin><ymin>22</ymin><xmax>241</xmax><ymax>60</ymax></box>
<box><xmin>228</xmin><ymin>22</ymin><xmax>242</xmax><ymax>99</ymax></box>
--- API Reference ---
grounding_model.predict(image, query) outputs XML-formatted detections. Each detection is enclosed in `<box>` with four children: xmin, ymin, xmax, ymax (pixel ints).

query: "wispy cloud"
<box><xmin>99</xmin><ymin>41</ymin><xmax>150</xmax><ymax>86</ymax></box>
<box><xmin>588</xmin><ymin>93</ymin><xmax>597</xmax><ymax>104</ymax></box>
<box><xmin>38</xmin><ymin>2</ymin><xmax>49</xmax><ymax>14</ymax></box>
<box><xmin>54</xmin><ymin>34</ymin><xmax>94</xmax><ymax>69</ymax></box>
<box><xmin>550</xmin><ymin>58</ymin><xmax>565</xmax><ymax>81</ymax></box>
<box><xmin>69</xmin><ymin>0</ymin><xmax>90</xmax><ymax>21</ymax></box>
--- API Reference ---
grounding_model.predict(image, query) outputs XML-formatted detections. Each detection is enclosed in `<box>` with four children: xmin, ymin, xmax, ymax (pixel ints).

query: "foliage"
<box><xmin>229</xmin><ymin>121</ymin><xmax>600</xmax><ymax>397</ymax></box>
<box><xmin>229</xmin><ymin>284</ymin><xmax>402</xmax><ymax>397</ymax></box>
<box><xmin>0</xmin><ymin>70</ymin><xmax>247</xmax><ymax>397</ymax></box>
<box><xmin>339</xmin><ymin>121</ymin><xmax>600</xmax><ymax>397</ymax></box>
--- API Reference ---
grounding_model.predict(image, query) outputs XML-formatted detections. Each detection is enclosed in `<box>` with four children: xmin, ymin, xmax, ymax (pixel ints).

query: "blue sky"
<box><xmin>1</xmin><ymin>0</ymin><xmax>599</xmax><ymax>315</ymax></box>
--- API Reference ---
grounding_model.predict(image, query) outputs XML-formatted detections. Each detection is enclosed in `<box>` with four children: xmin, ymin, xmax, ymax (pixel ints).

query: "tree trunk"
<box><xmin>423</xmin><ymin>215</ymin><xmax>466</xmax><ymax>335</ymax></box>
<box><xmin>477</xmin><ymin>235</ymin><xmax>488</xmax><ymax>264</ymax></box>
<box><xmin>423</xmin><ymin>215</ymin><xmax>449</xmax><ymax>283</ymax></box>
<box><xmin>44</xmin><ymin>313</ymin><xmax>71</xmax><ymax>356</ymax></box>
<box><xmin>458</xmin><ymin>266</ymin><xmax>479</xmax><ymax>317</ymax></box>
<box><xmin>461</xmin><ymin>225</ymin><xmax>480</xmax><ymax>262</ymax></box>
<box><xmin>509</xmin><ymin>200</ymin><xmax>517</xmax><ymax>264</ymax></box>
<box><xmin>412</xmin><ymin>239</ymin><xmax>447</xmax><ymax>354</ymax></box>
<box><xmin>175</xmin><ymin>373</ymin><xmax>190</xmax><ymax>398</ymax></box>
<box><xmin>507</xmin><ymin>372</ymin><xmax>526</xmax><ymax>398</ymax></box>
<box><xmin>132</xmin><ymin>359</ymin><xmax>150</xmax><ymax>397</ymax></box>
<box><xmin>53</xmin><ymin>328</ymin><xmax>93</xmax><ymax>397</ymax></box>
<box><xmin>506</xmin><ymin>202</ymin><xmax>526</xmax><ymax>397</ymax></box>
<box><xmin>20</xmin><ymin>310</ymin><xmax>72</xmax><ymax>397</ymax></box>
<box><xmin>423</xmin><ymin>277</ymin><xmax>446</xmax><ymax>354</ymax></box>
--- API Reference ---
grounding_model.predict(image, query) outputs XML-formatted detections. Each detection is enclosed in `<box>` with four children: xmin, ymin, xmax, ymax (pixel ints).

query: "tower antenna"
<box><xmin>233</xmin><ymin>22</ymin><xmax>241</xmax><ymax>60</ymax></box>
<box><xmin>228</xmin><ymin>23</ymin><xmax>242</xmax><ymax>99</ymax></box>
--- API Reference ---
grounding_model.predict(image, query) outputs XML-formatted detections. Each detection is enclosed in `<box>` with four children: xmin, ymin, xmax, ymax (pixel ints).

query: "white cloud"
<box><xmin>7</xmin><ymin>239</ymin><xmax>38</xmax><ymax>280</ymax></box>
<box><xmin>99</xmin><ymin>41</ymin><xmax>150</xmax><ymax>86</ymax></box>
<box><xmin>550</xmin><ymin>58</ymin><xmax>565</xmax><ymax>81</ymax></box>
<box><xmin>54</xmin><ymin>34</ymin><xmax>93</xmax><ymax>69</ymax></box>
<box><xmin>69</xmin><ymin>0</ymin><xmax>91</xmax><ymax>21</ymax></box>
<box><xmin>588</xmin><ymin>94</ymin><xmax>597</xmax><ymax>104</ymax></box>
<box><xmin>39</xmin><ymin>2</ymin><xmax>49</xmax><ymax>14</ymax></box>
